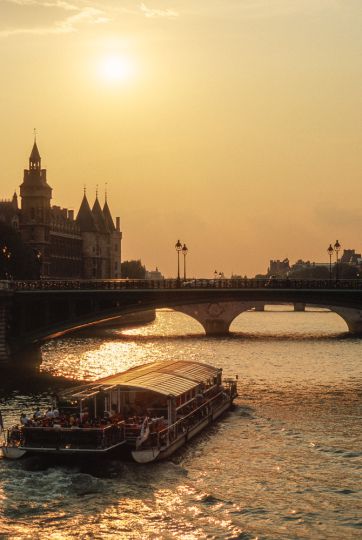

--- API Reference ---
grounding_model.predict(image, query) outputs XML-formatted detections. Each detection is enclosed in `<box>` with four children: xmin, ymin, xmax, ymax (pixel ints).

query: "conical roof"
<box><xmin>76</xmin><ymin>194</ymin><xmax>97</xmax><ymax>232</ymax></box>
<box><xmin>102</xmin><ymin>201</ymin><xmax>115</xmax><ymax>231</ymax></box>
<box><xmin>30</xmin><ymin>141</ymin><xmax>41</xmax><ymax>162</ymax></box>
<box><xmin>92</xmin><ymin>197</ymin><xmax>108</xmax><ymax>233</ymax></box>
<box><xmin>12</xmin><ymin>192</ymin><xmax>18</xmax><ymax>209</ymax></box>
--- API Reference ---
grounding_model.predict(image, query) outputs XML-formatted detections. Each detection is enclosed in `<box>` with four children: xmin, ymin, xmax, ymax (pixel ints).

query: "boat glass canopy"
<box><xmin>60</xmin><ymin>360</ymin><xmax>222</xmax><ymax>401</ymax></box>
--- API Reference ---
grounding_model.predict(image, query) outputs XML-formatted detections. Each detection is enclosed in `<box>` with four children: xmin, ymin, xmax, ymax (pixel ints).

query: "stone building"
<box><xmin>0</xmin><ymin>193</ymin><xmax>19</xmax><ymax>231</ymax></box>
<box><xmin>340</xmin><ymin>249</ymin><xmax>362</xmax><ymax>265</ymax></box>
<box><xmin>76</xmin><ymin>191</ymin><xmax>122</xmax><ymax>279</ymax></box>
<box><xmin>0</xmin><ymin>140</ymin><xmax>122</xmax><ymax>279</ymax></box>
<box><xmin>268</xmin><ymin>258</ymin><xmax>290</xmax><ymax>277</ymax></box>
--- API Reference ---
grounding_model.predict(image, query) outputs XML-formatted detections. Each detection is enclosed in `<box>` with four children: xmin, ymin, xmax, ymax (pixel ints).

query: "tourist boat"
<box><xmin>0</xmin><ymin>360</ymin><xmax>238</xmax><ymax>463</ymax></box>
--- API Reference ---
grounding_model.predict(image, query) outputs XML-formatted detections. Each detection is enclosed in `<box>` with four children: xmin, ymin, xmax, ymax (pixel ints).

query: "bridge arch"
<box><xmin>174</xmin><ymin>301</ymin><xmax>362</xmax><ymax>336</ymax></box>
<box><xmin>328</xmin><ymin>306</ymin><xmax>362</xmax><ymax>334</ymax></box>
<box><xmin>174</xmin><ymin>301</ymin><xmax>258</xmax><ymax>335</ymax></box>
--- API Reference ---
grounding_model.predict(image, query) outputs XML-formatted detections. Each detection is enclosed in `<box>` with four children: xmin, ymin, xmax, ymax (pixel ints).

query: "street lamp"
<box><xmin>327</xmin><ymin>244</ymin><xmax>334</xmax><ymax>279</ymax></box>
<box><xmin>175</xmin><ymin>239</ymin><xmax>182</xmax><ymax>281</ymax></box>
<box><xmin>182</xmin><ymin>243</ymin><xmax>188</xmax><ymax>280</ymax></box>
<box><xmin>334</xmin><ymin>240</ymin><xmax>341</xmax><ymax>280</ymax></box>
<box><xmin>1</xmin><ymin>245</ymin><xmax>11</xmax><ymax>279</ymax></box>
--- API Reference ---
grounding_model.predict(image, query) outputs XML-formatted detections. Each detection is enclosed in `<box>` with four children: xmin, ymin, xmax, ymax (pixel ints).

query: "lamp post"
<box><xmin>182</xmin><ymin>243</ymin><xmax>188</xmax><ymax>280</ymax></box>
<box><xmin>327</xmin><ymin>244</ymin><xmax>334</xmax><ymax>280</ymax></box>
<box><xmin>334</xmin><ymin>240</ymin><xmax>341</xmax><ymax>280</ymax></box>
<box><xmin>33</xmin><ymin>249</ymin><xmax>42</xmax><ymax>279</ymax></box>
<box><xmin>175</xmin><ymin>239</ymin><xmax>182</xmax><ymax>282</ymax></box>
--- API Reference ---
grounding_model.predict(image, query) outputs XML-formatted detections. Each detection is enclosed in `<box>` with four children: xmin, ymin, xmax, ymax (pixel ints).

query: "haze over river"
<box><xmin>0</xmin><ymin>308</ymin><xmax>361</xmax><ymax>539</ymax></box>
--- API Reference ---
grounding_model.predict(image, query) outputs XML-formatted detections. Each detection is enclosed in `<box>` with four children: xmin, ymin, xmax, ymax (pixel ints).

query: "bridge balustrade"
<box><xmin>4</xmin><ymin>278</ymin><xmax>362</xmax><ymax>291</ymax></box>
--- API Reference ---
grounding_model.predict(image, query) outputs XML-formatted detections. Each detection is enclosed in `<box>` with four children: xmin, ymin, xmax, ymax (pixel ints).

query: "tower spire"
<box><xmin>29</xmin><ymin>132</ymin><xmax>41</xmax><ymax>171</ymax></box>
<box><xmin>105</xmin><ymin>182</ymin><xmax>108</xmax><ymax>203</ymax></box>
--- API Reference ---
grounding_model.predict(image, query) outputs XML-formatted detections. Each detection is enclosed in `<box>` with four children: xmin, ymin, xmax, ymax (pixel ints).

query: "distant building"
<box><xmin>291</xmin><ymin>259</ymin><xmax>329</xmax><ymax>270</ymax></box>
<box><xmin>268</xmin><ymin>258</ymin><xmax>290</xmax><ymax>277</ymax></box>
<box><xmin>340</xmin><ymin>249</ymin><xmax>362</xmax><ymax>265</ymax></box>
<box><xmin>145</xmin><ymin>267</ymin><xmax>164</xmax><ymax>280</ymax></box>
<box><xmin>0</xmin><ymin>193</ymin><xmax>20</xmax><ymax>231</ymax></box>
<box><xmin>0</xmin><ymin>139</ymin><xmax>122</xmax><ymax>278</ymax></box>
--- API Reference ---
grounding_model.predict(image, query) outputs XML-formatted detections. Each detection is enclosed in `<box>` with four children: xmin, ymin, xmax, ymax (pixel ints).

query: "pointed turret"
<box><xmin>92</xmin><ymin>195</ymin><xmax>108</xmax><ymax>233</ymax></box>
<box><xmin>102</xmin><ymin>200</ymin><xmax>115</xmax><ymax>231</ymax></box>
<box><xmin>29</xmin><ymin>141</ymin><xmax>41</xmax><ymax>170</ymax></box>
<box><xmin>20</xmin><ymin>137</ymin><xmax>52</xmax><ymax>210</ymax></box>
<box><xmin>11</xmin><ymin>192</ymin><xmax>18</xmax><ymax>210</ymax></box>
<box><xmin>76</xmin><ymin>193</ymin><xmax>97</xmax><ymax>232</ymax></box>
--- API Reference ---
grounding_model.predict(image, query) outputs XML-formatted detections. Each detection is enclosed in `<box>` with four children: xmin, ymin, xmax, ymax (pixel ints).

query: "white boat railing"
<box><xmin>143</xmin><ymin>382</ymin><xmax>237</xmax><ymax>451</ymax></box>
<box><xmin>4</xmin><ymin>421</ymin><xmax>126</xmax><ymax>450</ymax></box>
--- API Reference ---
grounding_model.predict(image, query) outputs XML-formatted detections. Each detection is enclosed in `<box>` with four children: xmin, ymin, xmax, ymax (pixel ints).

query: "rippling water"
<box><xmin>1</xmin><ymin>308</ymin><xmax>361</xmax><ymax>539</ymax></box>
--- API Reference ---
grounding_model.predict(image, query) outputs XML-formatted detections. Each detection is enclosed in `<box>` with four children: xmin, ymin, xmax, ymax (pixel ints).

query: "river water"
<box><xmin>0</xmin><ymin>308</ymin><xmax>361</xmax><ymax>539</ymax></box>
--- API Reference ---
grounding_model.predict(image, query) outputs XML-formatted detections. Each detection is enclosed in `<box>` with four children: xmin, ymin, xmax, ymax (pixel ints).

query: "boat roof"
<box><xmin>61</xmin><ymin>360</ymin><xmax>221</xmax><ymax>400</ymax></box>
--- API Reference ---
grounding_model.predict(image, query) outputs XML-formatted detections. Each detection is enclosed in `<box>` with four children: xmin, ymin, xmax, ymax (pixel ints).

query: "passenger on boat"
<box><xmin>110</xmin><ymin>406</ymin><xmax>118</xmax><ymax>417</ymax></box>
<box><xmin>45</xmin><ymin>408</ymin><xmax>54</xmax><ymax>419</ymax></box>
<box><xmin>33</xmin><ymin>407</ymin><xmax>42</xmax><ymax>420</ymax></box>
<box><xmin>9</xmin><ymin>425</ymin><xmax>21</xmax><ymax>444</ymax></box>
<box><xmin>80</xmin><ymin>407</ymin><xmax>89</xmax><ymax>422</ymax></box>
<box><xmin>20</xmin><ymin>413</ymin><xmax>30</xmax><ymax>426</ymax></box>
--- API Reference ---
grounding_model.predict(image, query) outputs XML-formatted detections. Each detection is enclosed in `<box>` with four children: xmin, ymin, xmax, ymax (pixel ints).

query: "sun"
<box><xmin>98</xmin><ymin>55</ymin><xmax>134</xmax><ymax>83</ymax></box>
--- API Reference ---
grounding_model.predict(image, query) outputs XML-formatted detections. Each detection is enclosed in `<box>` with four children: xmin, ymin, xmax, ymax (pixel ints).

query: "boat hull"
<box><xmin>1</xmin><ymin>446</ymin><xmax>27</xmax><ymax>460</ymax></box>
<box><xmin>1</xmin><ymin>440</ymin><xmax>127</xmax><ymax>460</ymax></box>
<box><xmin>132</xmin><ymin>397</ymin><xmax>233</xmax><ymax>463</ymax></box>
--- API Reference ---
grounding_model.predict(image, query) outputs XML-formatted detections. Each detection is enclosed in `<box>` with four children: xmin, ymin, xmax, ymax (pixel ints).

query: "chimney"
<box><xmin>116</xmin><ymin>217</ymin><xmax>120</xmax><ymax>231</ymax></box>
<box><xmin>68</xmin><ymin>209</ymin><xmax>74</xmax><ymax>221</ymax></box>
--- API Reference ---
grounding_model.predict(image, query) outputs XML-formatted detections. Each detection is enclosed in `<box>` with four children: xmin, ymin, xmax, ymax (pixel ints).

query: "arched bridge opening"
<box><xmin>174</xmin><ymin>301</ymin><xmax>360</xmax><ymax>336</ymax></box>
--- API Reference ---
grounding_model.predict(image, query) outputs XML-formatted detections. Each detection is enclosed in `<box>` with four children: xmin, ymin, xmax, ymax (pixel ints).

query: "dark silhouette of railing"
<box><xmin>4</xmin><ymin>278</ymin><xmax>362</xmax><ymax>291</ymax></box>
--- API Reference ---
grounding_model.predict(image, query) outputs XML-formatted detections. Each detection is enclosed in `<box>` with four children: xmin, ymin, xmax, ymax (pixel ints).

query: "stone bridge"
<box><xmin>1</xmin><ymin>278</ymin><xmax>362</xmax><ymax>363</ymax></box>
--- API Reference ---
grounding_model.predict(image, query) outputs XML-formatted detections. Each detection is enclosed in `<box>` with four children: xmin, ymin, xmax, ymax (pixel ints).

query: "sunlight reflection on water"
<box><xmin>40</xmin><ymin>308</ymin><xmax>357</xmax><ymax>385</ymax></box>
<box><xmin>0</xmin><ymin>309</ymin><xmax>361</xmax><ymax>539</ymax></box>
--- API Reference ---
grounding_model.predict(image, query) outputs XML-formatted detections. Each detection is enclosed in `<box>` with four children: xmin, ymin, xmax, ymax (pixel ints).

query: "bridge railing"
<box><xmin>6</xmin><ymin>278</ymin><xmax>362</xmax><ymax>291</ymax></box>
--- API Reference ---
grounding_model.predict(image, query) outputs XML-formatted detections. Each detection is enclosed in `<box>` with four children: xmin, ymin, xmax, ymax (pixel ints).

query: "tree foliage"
<box><xmin>0</xmin><ymin>222</ymin><xmax>40</xmax><ymax>279</ymax></box>
<box><xmin>289</xmin><ymin>265</ymin><xmax>329</xmax><ymax>279</ymax></box>
<box><xmin>289</xmin><ymin>263</ymin><xmax>359</xmax><ymax>279</ymax></box>
<box><xmin>121</xmin><ymin>259</ymin><xmax>146</xmax><ymax>279</ymax></box>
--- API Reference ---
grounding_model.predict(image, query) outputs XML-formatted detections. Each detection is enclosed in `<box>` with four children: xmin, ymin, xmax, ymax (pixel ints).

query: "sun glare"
<box><xmin>98</xmin><ymin>55</ymin><xmax>134</xmax><ymax>83</ymax></box>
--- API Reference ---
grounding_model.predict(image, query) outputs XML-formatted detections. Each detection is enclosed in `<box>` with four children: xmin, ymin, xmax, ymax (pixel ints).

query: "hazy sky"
<box><xmin>1</xmin><ymin>0</ymin><xmax>361</xmax><ymax>277</ymax></box>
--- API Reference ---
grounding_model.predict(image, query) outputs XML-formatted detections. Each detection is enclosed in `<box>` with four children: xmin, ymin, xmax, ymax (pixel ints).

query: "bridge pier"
<box><xmin>331</xmin><ymin>307</ymin><xmax>362</xmax><ymax>334</ymax></box>
<box><xmin>175</xmin><ymin>301</ymin><xmax>253</xmax><ymax>336</ymax></box>
<box><xmin>294</xmin><ymin>303</ymin><xmax>305</xmax><ymax>312</ymax></box>
<box><xmin>0</xmin><ymin>287</ymin><xmax>12</xmax><ymax>364</ymax></box>
<box><xmin>203</xmin><ymin>319</ymin><xmax>231</xmax><ymax>335</ymax></box>
<box><xmin>0</xmin><ymin>303</ymin><xmax>9</xmax><ymax>363</ymax></box>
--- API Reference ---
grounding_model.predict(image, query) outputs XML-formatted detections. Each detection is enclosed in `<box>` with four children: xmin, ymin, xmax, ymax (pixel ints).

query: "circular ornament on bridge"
<box><xmin>208</xmin><ymin>303</ymin><xmax>224</xmax><ymax>318</ymax></box>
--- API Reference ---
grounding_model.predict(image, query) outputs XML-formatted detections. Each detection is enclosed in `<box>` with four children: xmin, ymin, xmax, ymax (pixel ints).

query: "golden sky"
<box><xmin>1</xmin><ymin>0</ymin><xmax>361</xmax><ymax>277</ymax></box>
